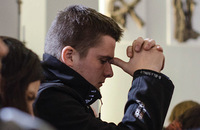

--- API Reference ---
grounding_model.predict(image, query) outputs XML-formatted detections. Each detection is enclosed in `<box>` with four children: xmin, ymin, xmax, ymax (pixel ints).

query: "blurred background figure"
<box><xmin>0</xmin><ymin>36</ymin><xmax>55</xmax><ymax>130</ymax></box>
<box><xmin>164</xmin><ymin>100</ymin><xmax>200</xmax><ymax>130</ymax></box>
<box><xmin>178</xmin><ymin>104</ymin><xmax>200</xmax><ymax>129</ymax></box>
<box><xmin>0</xmin><ymin>38</ymin><xmax>8</xmax><ymax>70</ymax></box>
<box><xmin>165</xmin><ymin>105</ymin><xmax>200</xmax><ymax>130</ymax></box>
<box><xmin>0</xmin><ymin>36</ymin><xmax>43</xmax><ymax>115</ymax></box>
<box><xmin>168</xmin><ymin>100</ymin><xmax>199</xmax><ymax>123</ymax></box>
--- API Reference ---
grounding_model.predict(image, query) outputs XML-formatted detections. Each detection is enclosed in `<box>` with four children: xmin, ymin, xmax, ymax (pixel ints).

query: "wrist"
<box><xmin>133</xmin><ymin>69</ymin><xmax>162</xmax><ymax>79</ymax></box>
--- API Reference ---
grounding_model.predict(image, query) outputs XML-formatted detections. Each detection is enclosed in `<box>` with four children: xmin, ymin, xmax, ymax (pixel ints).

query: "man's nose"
<box><xmin>104</xmin><ymin>62</ymin><xmax>113</xmax><ymax>78</ymax></box>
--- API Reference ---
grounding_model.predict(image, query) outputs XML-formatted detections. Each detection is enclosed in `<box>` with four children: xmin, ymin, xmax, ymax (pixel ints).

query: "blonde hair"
<box><xmin>169</xmin><ymin>100</ymin><xmax>199</xmax><ymax>122</ymax></box>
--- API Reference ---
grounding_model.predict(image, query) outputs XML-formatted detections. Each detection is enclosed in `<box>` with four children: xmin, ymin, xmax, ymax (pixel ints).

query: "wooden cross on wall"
<box><xmin>173</xmin><ymin>0</ymin><xmax>200</xmax><ymax>42</ymax></box>
<box><xmin>109</xmin><ymin>0</ymin><xmax>145</xmax><ymax>28</ymax></box>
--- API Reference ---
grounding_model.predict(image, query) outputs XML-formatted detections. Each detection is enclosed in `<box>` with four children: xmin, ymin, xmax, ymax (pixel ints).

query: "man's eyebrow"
<box><xmin>98</xmin><ymin>56</ymin><xmax>113</xmax><ymax>60</ymax></box>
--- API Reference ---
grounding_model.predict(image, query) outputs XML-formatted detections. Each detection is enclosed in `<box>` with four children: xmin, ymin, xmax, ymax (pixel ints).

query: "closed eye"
<box><xmin>100</xmin><ymin>59</ymin><xmax>108</xmax><ymax>64</ymax></box>
<box><xmin>99</xmin><ymin>56</ymin><xmax>113</xmax><ymax>64</ymax></box>
<box><xmin>26</xmin><ymin>92</ymin><xmax>36</xmax><ymax>101</ymax></box>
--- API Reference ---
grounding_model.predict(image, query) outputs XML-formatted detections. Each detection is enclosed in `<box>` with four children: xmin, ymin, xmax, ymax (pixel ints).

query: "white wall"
<box><xmin>46</xmin><ymin>0</ymin><xmax>98</xmax><ymax>31</ymax></box>
<box><xmin>20</xmin><ymin>0</ymin><xmax>46</xmax><ymax>59</ymax></box>
<box><xmin>0</xmin><ymin>0</ymin><xmax>18</xmax><ymax>38</ymax></box>
<box><xmin>0</xmin><ymin>0</ymin><xmax>46</xmax><ymax>59</ymax></box>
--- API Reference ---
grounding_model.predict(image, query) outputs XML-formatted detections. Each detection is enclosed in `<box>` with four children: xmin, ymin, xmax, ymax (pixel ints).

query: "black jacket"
<box><xmin>33</xmin><ymin>54</ymin><xmax>174</xmax><ymax>130</ymax></box>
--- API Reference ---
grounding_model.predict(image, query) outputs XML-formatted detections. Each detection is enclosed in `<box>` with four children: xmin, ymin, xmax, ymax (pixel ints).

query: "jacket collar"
<box><xmin>41</xmin><ymin>53</ymin><xmax>102</xmax><ymax>105</ymax></box>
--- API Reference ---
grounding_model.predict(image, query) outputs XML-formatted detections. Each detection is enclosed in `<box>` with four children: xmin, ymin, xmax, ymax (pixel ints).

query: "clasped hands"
<box><xmin>111</xmin><ymin>37</ymin><xmax>165</xmax><ymax>76</ymax></box>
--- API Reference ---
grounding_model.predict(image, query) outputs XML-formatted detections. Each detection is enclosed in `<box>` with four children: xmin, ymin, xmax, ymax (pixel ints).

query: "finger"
<box><xmin>133</xmin><ymin>37</ymin><xmax>144</xmax><ymax>52</ymax></box>
<box><xmin>156</xmin><ymin>45</ymin><xmax>163</xmax><ymax>52</ymax></box>
<box><xmin>110</xmin><ymin>58</ymin><xmax>133</xmax><ymax>76</ymax></box>
<box><xmin>110</xmin><ymin>57</ymin><xmax>127</xmax><ymax>69</ymax></box>
<box><xmin>126</xmin><ymin>46</ymin><xmax>133</xmax><ymax>58</ymax></box>
<box><xmin>143</xmin><ymin>38</ymin><xmax>156</xmax><ymax>50</ymax></box>
<box><xmin>161</xmin><ymin>55</ymin><xmax>165</xmax><ymax>71</ymax></box>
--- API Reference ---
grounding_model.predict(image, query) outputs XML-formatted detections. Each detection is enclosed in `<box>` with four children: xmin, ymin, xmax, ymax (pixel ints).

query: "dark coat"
<box><xmin>33</xmin><ymin>54</ymin><xmax>174</xmax><ymax>130</ymax></box>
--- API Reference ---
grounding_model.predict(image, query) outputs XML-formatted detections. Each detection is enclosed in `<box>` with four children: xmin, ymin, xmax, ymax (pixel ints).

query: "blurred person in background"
<box><xmin>0</xmin><ymin>36</ymin><xmax>43</xmax><ymax>115</ymax></box>
<box><xmin>165</xmin><ymin>105</ymin><xmax>200</xmax><ymax>130</ymax></box>
<box><xmin>0</xmin><ymin>36</ymin><xmax>55</xmax><ymax>130</ymax></box>
<box><xmin>168</xmin><ymin>100</ymin><xmax>199</xmax><ymax>124</ymax></box>
<box><xmin>0</xmin><ymin>38</ymin><xmax>8</xmax><ymax>71</ymax></box>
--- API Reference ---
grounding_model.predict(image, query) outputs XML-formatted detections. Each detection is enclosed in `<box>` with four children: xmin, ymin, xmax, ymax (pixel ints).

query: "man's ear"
<box><xmin>61</xmin><ymin>46</ymin><xmax>75</xmax><ymax>67</ymax></box>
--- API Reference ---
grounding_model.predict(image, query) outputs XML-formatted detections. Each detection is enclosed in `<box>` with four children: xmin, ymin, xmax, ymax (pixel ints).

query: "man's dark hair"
<box><xmin>45</xmin><ymin>5</ymin><xmax>123</xmax><ymax>59</ymax></box>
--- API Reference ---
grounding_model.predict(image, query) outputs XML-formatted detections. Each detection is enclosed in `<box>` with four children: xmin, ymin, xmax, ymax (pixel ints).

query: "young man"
<box><xmin>33</xmin><ymin>5</ymin><xmax>174</xmax><ymax>130</ymax></box>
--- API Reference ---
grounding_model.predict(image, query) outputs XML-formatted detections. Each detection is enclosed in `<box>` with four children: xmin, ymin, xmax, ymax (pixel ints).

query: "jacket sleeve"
<box><xmin>122</xmin><ymin>69</ymin><xmax>174</xmax><ymax>130</ymax></box>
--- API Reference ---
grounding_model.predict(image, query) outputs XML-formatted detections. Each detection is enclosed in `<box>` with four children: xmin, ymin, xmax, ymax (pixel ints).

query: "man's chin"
<box><xmin>95</xmin><ymin>84</ymin><xmax>102</xmax><ymax>91</ymax></box>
